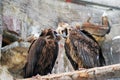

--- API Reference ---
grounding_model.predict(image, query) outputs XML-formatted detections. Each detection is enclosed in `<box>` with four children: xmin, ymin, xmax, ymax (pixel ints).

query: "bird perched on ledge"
<box><xmin>82</xmin><ymin>12</ymin><xmax>111</xmax><ymax>45</ymax></box>
<box><xmin>24</xmin><ymin>28</ymin><xmax>60</xmax><ymax>78</ymax></box>
<box><xmin>56</xmin><ymin>23</ymin><xmax>105</xmax><ymax>70</ymax></box>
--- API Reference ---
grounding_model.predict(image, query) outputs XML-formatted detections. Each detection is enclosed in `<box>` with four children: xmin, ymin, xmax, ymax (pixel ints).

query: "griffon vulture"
<box><xmin>24</xmin><ymin>28</ymin><xmax>60</xmax><ymax>78</ymax></box>
<box><xmin>57</xmin><ymin>23</ymin><xmax>105</xmax><ymax>70</ymax></box>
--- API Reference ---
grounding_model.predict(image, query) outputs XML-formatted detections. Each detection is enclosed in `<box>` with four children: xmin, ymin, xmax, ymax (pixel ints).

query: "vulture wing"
<box><xmin>24</xmin><ymin>38</ymin><xmax>46</xmax><ymax>78</ymax></box>
<box><xmin>65</xmin><ymin>29</ymin><xmax>105</xmax><ymax>70</ymax></box>
<box><xmin>24</xmin><ymin>29</ymin><xmax>59</xmax><ymax>78</ymax></box>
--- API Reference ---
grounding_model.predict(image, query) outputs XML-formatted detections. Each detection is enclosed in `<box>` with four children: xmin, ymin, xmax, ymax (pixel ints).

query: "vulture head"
<box><xmin>56</xmin><ymin>22</ymin><xmax>72</xmax><ymax>39</ymax></box>
<box><xmin>40</xmin><ymin>28</ymin><xmax>61</xmax><ymax>41</ymax></box>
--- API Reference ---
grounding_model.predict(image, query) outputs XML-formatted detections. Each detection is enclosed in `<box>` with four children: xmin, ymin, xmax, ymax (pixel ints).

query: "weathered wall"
<box><xmin>2</xmin><ymin>0</ymin><xmax>120</xmax><ymax>35</ymax></box>
<box><xmin>102</xmin><ymin>24</ymin><xmax>120</xmax><ymax>65</ymax></box>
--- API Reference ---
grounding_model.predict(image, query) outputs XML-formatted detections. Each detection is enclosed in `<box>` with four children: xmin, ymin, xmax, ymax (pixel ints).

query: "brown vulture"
<box><xmin>81</xmin><ymin>12</ymin><xmax>111</xmax><ymax>45</ymax></box>
<box><xmin>24</xmin><ymin>28</ymin><xmax>60</xmax><ymax>78</ymax></box>
<box><xmin>57</xmin><ymin>23</ymin><xmax>105</xmax><ymax>70</ymax></box>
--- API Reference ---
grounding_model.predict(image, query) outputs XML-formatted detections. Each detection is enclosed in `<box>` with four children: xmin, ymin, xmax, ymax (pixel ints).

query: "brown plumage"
<box><xmin>57</xmin><ymin>23</ymin><xmax>105</xmax><ymax>70</ymax></box>
<box><xmin>82</xmin><ymin>14</ymin><xmax>111</xmax><ymax>45</ymax></box>
<box><xmin>65</xmin><ymin>28</ymin><xmax>105</xmax><ymax>69</ymax></box>
<box><xmin>24</xmin><ymin>29</ymin><xmax>59</xmax><ymax>78</ymax></box>
<box><xmin>82</xmin><ymin>15</ymin><xmax>111</xmax><ymax>36</ymax></box>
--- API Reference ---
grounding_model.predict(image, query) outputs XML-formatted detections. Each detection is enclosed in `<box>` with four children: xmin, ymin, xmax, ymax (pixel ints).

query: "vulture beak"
<box><xmin>53</xmin><ymin>31</ymin><xmax>62</xmax><ymax>41</ymax></box>
<box><xmin>61</xmin><ymin>28</ymin><xmax>70</xmax><ymax>39</ymax></box>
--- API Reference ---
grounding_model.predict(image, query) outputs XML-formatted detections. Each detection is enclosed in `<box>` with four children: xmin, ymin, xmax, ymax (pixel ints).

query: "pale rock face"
<box><xmin>0</xmin><ymin>66</ymin><xmax>14</xmax><ymax>80</ymax></box>
<box><xmin>28</xmin><ymin>25</ymin><xmax>41</xmax><ymax>37</ymax></box>
<box><xmin>111</xmin><ymin>38</ymin><xmax>120</xmax><ymax>64</ymax></box>
<box><xmin>1</xmin><ymin>47</ymin><xmax>28</xmax><ymax>78</ymax></box>
<box><xmin>112</xmin><ymin>36</ymin><xmax>120</xmax><ymax>40</ymax></box>
<box><xmin>52</xmin><ymin>38</ymin><xmax>74</xmax><ymax>74</ymax></box>
<box><xmin>2</xmin><ymin>16</ymin><xmax>21</xmax><ymax>34</ymax></box>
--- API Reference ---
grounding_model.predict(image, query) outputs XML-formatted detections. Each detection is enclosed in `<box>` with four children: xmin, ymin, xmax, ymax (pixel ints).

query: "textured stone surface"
<box><xmin>0</xmin><ymin>66</ymin><xmax>14</xmax><ymax>80</ymax></box>
<box><xmin>102</xmin><ymin>24</ymin><xmax>120</xmax><ymax>65</ymax></box>
<box><xmin>1</xmin><ymin>0</ymin><xmax>120</xmax><ymax>35</ymax></box>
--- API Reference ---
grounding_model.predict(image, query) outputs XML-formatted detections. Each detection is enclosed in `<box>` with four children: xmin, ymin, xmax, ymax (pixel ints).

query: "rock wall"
<box><xmin>1</xmin><ymin>0</ymin><xmax>120</xmax><ymax>36</ymax></box>
<box><xmin>102</xmin><ymin>24</ymin><xmax>120</xmax><ymax>65</ymax></box>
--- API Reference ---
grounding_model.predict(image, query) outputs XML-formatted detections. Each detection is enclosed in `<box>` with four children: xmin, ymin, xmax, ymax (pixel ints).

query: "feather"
<box><xmin>64</xmin><ymin>28</ymin><xmax>105</xmax><ymax>70</ymax></box>
<box><xmin>24</xmin><ymin>29</ymin><xmax>59</xmax><ymax>78</ymax></box>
